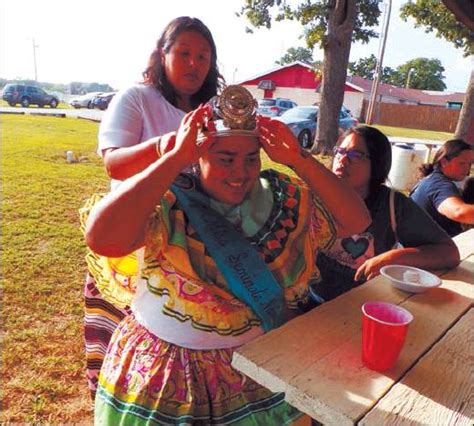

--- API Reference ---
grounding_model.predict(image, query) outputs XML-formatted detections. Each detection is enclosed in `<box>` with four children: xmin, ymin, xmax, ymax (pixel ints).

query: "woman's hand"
<box><xmin>354</xmin><ymin>253</ymin><xmax>392</xmax><ymax>282</ymax></box>
<box><xmin>157</xmin><ymin>131</ymin><xmax>177</xmax><ymax>156</ymax></box>
<box><xmin>258</xmin><ymin>116</ymin><xmax>306</xmax><ymax>168</ymax></box>
<box><xmin>168</xmin><ymin>104</ymin><xmax>215</xmax><ymax>166</ymax></box>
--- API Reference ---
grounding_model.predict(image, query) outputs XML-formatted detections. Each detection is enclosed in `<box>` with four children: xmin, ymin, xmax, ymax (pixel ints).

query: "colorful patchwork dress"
<box><xmin>85</xmin><ymin>169</ymin><xmax>336</xmax><ymax>425</ymax></box>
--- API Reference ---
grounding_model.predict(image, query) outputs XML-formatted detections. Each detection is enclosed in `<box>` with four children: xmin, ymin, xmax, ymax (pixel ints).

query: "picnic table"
<box><xmin>232</xmin><ymin>228</ymin><xmax>474</xmax><ymax>425</ymax></box>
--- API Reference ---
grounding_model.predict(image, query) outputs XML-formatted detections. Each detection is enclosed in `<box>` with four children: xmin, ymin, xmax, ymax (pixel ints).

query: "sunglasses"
<box><xmin>333</xmin><ymin>147</ymin><xmax>370</xmax><ymax>162</ymax></box>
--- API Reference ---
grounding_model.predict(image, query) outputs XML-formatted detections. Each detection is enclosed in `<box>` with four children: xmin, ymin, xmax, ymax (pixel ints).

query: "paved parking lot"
<box><xmin>0</xmin><ymin>106</ymin><xmax>104</xmax><ymax>121</ymax></box>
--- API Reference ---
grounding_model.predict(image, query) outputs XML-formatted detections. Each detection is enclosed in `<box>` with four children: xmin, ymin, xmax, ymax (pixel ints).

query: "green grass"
<box><xmin>373</xmin><ymin>124</ymin><xmax>453</xmax><ymax>141</ymax></box>
<box><xmin>2</xmin><ymin>115</ymin><xmax>105</xmax><ymax>423</ymax></box>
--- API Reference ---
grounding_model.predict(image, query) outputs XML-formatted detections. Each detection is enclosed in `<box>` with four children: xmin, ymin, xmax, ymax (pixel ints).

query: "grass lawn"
<box><xmin>373</xmin><ymin>124</ymin><xmax>453</xmax><ymax>141</ymax></box>
<box><xmin>1</xmin><ymin>114</ymin><xmax>451</xmax><ymax>422</ymax></box>
<box><xmin>2</xmin><ymin>115</ymin><xmax>105</xmax><ymax>423</ymax></box>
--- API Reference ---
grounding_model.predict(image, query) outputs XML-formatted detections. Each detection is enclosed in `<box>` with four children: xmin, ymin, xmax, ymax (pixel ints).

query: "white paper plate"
<box><xmin>380</xmin><ymin>265</ymin><xmax>442</xmax><ymax>293</ymax></box>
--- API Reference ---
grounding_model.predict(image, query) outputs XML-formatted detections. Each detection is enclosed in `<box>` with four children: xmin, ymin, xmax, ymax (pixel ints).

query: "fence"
<box><xmin>361</xmin><ymin>100</ymin><xmax>460</xmax><ymax>132</ymax></box>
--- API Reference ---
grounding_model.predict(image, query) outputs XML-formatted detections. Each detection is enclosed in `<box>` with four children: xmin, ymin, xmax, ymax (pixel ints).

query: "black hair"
<box><xmin>462</xmin><ymin>176</ymin><xmax>474</xmax><ymax>204</ymax></box>
<box><xmin>417</xmin><ymin>139</ymin><xmax>473</xmax><ymax>179</ymax></box>
<box><xmin>339</xmin><ymin>125</ymin><xmax>392</xmax><ymax>195</ymax></box>
<box><xmin>142</xmin><ymin>16</ymin><xmax>225</xmax><ymax>109</ymax></box>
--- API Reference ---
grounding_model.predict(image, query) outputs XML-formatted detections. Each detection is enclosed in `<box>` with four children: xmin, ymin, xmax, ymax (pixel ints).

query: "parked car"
<box><xmin>256</xmin><ymin>98</ymin><xmax>297</xmax><ymax>117</ymax></box>
<box><xmin>2</xmin><ymin>83</ymin><xmax>59</xmax><ymax>108</ymax></box>
<box><xmin>69</xmin><ymin>92</ymin><xmax>102</xmax><ymax>109</ymax></box>
<box><xmin>275</xmin><ymin>106</ymin><xmax>319</xmax><ymax>148</ymax></box>
<box><xmin>275</xmin><ymin>106</ymin><xmax>359</xmax><ymax>148</ymax></box>
<box><xmin>92</xmin><ymin>92</ymin><xmax>116</xmax><ymax>110</ymax></box>
<box><xmin>338</xmin><ymin>108</ymin><xmax>359</xmax><ymax>131</ymax></box>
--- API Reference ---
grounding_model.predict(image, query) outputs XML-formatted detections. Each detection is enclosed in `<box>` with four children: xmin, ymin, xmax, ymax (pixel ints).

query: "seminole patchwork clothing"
<box><xmin>91</xmin><ymin>169</ymin><xmax>336</xmax><ymax>424</ymax></box>
<box><xmin>83</xmin><ymin>275</ymin><xmax>130</xmax><ymax>396</ymax></box>
<box><xmin>312</xmin><ymin>185</ymin><xmax>450</xmax><ymax>302</ymax></box>
<box><xmin>410</xmin><ymin>170</ymin><xmax>463</xmax><ymax>237</ymax></box>
<box><xmin>95</xmin><ymin>314</ymin><xmax>302</xmax><ymax>426</ymax></box>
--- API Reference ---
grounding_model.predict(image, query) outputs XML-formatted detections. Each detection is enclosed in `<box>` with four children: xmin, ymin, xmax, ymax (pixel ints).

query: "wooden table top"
<box><xmin>232</xmin><ymin>229</ymin><xmax>474</xmax><ymax>425</ymax></box>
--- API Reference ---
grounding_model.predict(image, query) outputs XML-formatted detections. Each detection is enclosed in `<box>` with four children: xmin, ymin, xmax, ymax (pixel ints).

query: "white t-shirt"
<box><xmin>98</xmin><ymin>84</ymin><xmax>185</xmax><ymax>189</ymax></box>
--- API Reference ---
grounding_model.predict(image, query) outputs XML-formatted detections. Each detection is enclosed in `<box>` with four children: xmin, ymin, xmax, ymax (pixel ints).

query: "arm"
<box><xmin>258</xmin><ymin>116</ymin><xmax>371</xmax><ymax>238</ymax></box>
<box><xmin>98</xmin><ymin>85</ymin><xmax>180</xmax><ymax>180</ymax></box>
<box><xmin>355</xmin><ymin>192</ymin><xmax>460</xmax><ymax>280</ymax></box>
<box><xmin>355</xmin><ymin>241</ymin><xmax>460</xmax><ymax>281</ymax></box>
<box><xmin>103</xmin><ymin>132</ymin><xmax>176</xmax><ymax>180</ymax></box>
<box><xmin>86</xmin><ymin>106</ymin><xmax>212</xmax><ymax>257</ymax></box>
<box><xmin>437</xmin><ymin>196</ymin><xmax>474</xmax><ymax>225</ymax></box>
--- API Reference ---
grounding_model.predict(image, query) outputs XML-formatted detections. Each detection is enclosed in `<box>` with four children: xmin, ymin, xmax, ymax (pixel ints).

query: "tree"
<box><xmin>441</xmin><ymin>0</ymin><xmax>474</xmax><ymax>32</ymax></box>
<box><xmin>239</xmin><ymin>0</ymin><xmax>382</xmax><ymax>153</ymax></box>
<box><xmin>389</xmin><ymin>57</ymin><xmax>446</xmax><ymax>90</ymax></box>
<box><xmin>400</xmin><ymin>0</ymin><xmax>474</xmax><ymax>142</ymax></box>
<box><xmin>400</xmin><ymin>0</ymin><xmax>473</xmax><ymax>57</ymax></box>
<box><xmin>276</xmin><ymin>47</ymin><xmax>314</xmax><ymax>65</ymax></box>
<box><xmin>348</xmin><ymin>54</ymin><xmax>395</xmax><ymax>82</ymax></box>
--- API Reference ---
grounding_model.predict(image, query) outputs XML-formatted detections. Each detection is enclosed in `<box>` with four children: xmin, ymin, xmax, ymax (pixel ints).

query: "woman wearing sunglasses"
<box><xmin>310</xmin><ymin>125</ymin><xmax>459</xmax><ymax>304</ymax></box>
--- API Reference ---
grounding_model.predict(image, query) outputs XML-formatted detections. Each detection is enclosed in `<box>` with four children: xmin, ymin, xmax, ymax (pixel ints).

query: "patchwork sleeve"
<box><xmin>79</xmin><ymin>192</ymin><xmax>164</xmax><ymax>309</ymax></box>
<box><xmin>309</xmin><ymin>194</ymin><xmax>337</xmax><ymax>252</ymax></box>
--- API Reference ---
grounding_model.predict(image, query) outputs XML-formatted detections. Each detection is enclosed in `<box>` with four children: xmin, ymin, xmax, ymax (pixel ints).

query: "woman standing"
<box><xmin>410</xmin><ymin>139</ymin><xmax>474</xmax><ymax>237</ymax></box>
<box><xmin>84</xmin><ymin>86</ymin><xmax>370</xmax><ymax>424</ymax></box>
<box><xmin>83</xmin><ymin>16</ymin><xmax>224</xmax><ymax>399</ymax></box>
<box><xmin>311</xmin><ymin>126</ymin><xmax>459</xmax><ymax>304</ymax></box>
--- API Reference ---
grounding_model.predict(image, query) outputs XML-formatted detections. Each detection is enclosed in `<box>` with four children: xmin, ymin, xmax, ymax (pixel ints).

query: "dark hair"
<box><xmin>143</xmin><ymin>16</ymin><xmax>225</xmax><ymax>109</ymax></box>
<box><xmin>417</xmin><ymin>139</ymin><xmax>472</xmax><ymax>179</ymax></box>
<box><xmin>462</xmin><ymin>176</ymin><xmax>474</xmax><ymax>204</ymax></box>
<box><xmin>339</xmin><ymin>125</ymin><xmax>392</xmax><ymax>194</ymax></box>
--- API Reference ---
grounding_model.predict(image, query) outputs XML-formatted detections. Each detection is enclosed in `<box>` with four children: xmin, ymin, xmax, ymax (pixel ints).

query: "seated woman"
<box><xmin>410</xmin><ymin>139</ymin><xmax>474</xmax><ymax>237</ymax></box>
<box><xmin>311</xmin><ymin>126</ymin><xmax>459</xmax><ymax>304</ymax></box>
<box><xmin>84</xmin><ymin>86</ymin><xmax>370</xmax><ymax>424</ymax></box>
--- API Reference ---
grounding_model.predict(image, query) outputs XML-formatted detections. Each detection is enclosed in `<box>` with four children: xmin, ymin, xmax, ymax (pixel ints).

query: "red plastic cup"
<box><xmin>361</xmin><ymin>301</ymin><xmax>413</xmax><ymax>371</ymax></box>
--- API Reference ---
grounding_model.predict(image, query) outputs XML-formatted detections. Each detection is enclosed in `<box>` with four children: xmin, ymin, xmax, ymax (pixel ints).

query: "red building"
<box><xmin>239</xmin><ymin>61</ymin><xmax>365</xmax><ymax>117</ymax></box>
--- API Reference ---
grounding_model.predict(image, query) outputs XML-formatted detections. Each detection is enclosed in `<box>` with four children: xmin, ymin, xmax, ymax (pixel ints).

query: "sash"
<box><xmin>170</xmin><ymin>175</ymin><xmax>286</xmax><ymax>331</ymax></box>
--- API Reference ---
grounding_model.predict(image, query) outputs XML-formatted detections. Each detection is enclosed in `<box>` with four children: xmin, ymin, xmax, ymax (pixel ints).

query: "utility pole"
<box><xmin>32</xmin><ymin>38</ymin><xmax>39</xmax><ymax>81</ymax></box>
<box><xmin>365</xmin><ymin>0</ymin><xmax>392</xmax><ymax>125</ymax></box>
<box><xmin>405</xmin><ymin>68</ymin><xmax>415</xmax><ymax>89</ymax></box>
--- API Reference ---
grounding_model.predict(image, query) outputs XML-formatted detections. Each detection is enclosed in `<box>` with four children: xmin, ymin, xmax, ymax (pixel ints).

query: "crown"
<box><xmin>198</xmin><ymin>85</ymin><xmax>259</xmax><ymax>142</ymax></box>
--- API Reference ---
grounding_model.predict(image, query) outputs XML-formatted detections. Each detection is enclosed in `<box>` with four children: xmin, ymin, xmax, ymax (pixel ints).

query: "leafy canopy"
<box><xmin>348</xmin><ymin>54</ymin><xmax>395</xmax><ymax>83</ymax></box>
<box><xmin>400</xmin><ymin>0</ymin><xmax>473</xmax><ymax>56</ymax></box>
<box><xmin>349</xmin><ymin>55</ymin><xmax>446</xmax><ymax>90</ymax></box>
<box><xmin>390</xmin><ymin>57</ymin><xmax>447</xmax><ymax>91</ymax></box>
<box><xmin>239</xmin><ymin>0</ymin><xmax>382</xmax><ymax>48</ymax></box>
<box><xmin>276</xmin><ymin>46</ymin><xmax>314</xmax><ymax>65</ymax></box>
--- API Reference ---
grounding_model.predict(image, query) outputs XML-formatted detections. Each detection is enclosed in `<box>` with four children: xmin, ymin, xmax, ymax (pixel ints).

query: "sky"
<box><xmin>1</xmin><ymin>0</ymin><xmax>472</xmax><ymax>93</ymax></box>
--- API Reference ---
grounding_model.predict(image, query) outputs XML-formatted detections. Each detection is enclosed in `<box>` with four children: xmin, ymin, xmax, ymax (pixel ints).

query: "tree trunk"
<box><xmin>441</xmin><ymin>0</ymin><xmax>474</xmax><ymax>31</ymax></box>
<box><xmin>455</xmin><ymin>67</ymin><xmax>474</xmax><ymax>144</ymax></box>
<box><xmin>312</xmin><ymin>0</ymin><xmax>357</xmax><ymax>154</ymax></box>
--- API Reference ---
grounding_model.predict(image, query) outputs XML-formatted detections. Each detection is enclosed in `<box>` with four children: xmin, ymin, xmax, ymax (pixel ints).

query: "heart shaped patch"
<box><xmin>341</xmin><ymin>237</ymin><xmax>369</xmax><ymax>259</ymax></box>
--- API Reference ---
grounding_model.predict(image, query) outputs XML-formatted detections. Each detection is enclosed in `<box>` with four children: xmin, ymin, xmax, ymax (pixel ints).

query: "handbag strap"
<box><xmin>389</xmin><ymin>189</ymin><xmax>399</xmax><ymax>244</ymax></box>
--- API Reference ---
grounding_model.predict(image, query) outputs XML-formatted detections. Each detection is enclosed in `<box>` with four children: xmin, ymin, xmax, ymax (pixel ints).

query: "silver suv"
<box><xmin>257</xmin><ymin>98</ymin><xmax>297</xmax><ymax>117</ymax></box>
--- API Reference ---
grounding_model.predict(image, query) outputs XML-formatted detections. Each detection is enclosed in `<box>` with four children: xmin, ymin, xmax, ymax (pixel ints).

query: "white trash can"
<box><xmin>388</xmin><ymin>144</ymin><xmax>426</xmax><ymax>191</ymax></box>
